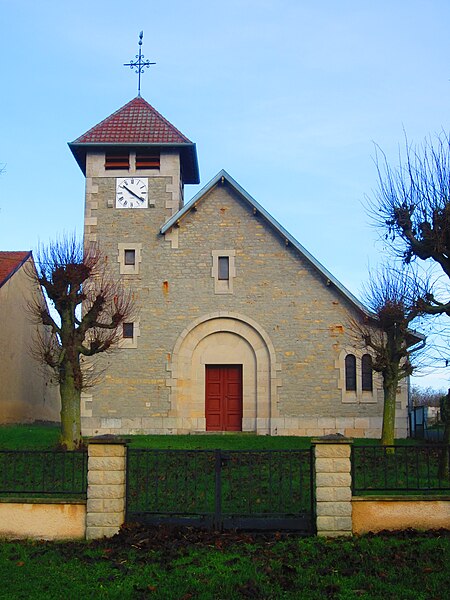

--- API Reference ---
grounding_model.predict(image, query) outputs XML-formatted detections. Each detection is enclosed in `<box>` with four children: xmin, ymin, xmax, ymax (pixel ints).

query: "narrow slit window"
<box><xmin>218</xmin><ymin>256</ymin><xmax>229</xmax><ymax>280</ymax></box>
<box><xmin>124</xmin><ymin>249</ymin><xmax>136</xmax><ymax>266</ymax></box>
<box><xmin>362</xmin><ymin>354</ymin><xmax>373</xmax><ymax>391</ymax></box>
<box><xmin>123</xmin><ymin>322</ymin><xmax>134</xmax><ymax>339</ymax></box>
<box><xmin>105</xmin><ymin>152</ymin><xmax>130</xmax><ymax>169</ymax></box>
<box><xmin>211</xmin><ymin>250</ymin><xmax>235</xmax><ymax>294</ymax></box>
<box><xmin>345</xmin><ymin>354</ymin><xmax>357</xmax><ymax>391</ymax></box>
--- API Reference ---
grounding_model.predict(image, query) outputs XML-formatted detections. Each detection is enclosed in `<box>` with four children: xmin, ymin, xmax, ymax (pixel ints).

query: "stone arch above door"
<box><xmin>167</xmin><ymin>312</ymin><xmax>281</xmax><ymax>434</ymax></box>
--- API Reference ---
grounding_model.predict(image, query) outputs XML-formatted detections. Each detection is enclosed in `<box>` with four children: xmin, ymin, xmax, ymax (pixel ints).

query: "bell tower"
<box><xmin>67</xmin><ymin>36</ymin><xmax>200</xmax><ymax>435</ymax></box>
<box><xmin>68</xmin><ymin>95</ymin><xmax>199</xmax><ymax>433</ymax></box>
<box><xmin>69</xmin><ymin>95</ymin><xmax>199</xmax><ymax>248</ymax></box>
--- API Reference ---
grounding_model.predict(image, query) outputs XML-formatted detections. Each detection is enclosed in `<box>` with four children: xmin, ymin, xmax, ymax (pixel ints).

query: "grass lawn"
<box><xmin>0</xmin><ymin>527</ymin><xmax>448</xmax><ymax>599</ymax></box>
<box><xmin>0</xmin><ymin>423</ymin><xmax>428</xmax><ymax>451</ymax></box>
<box><xmin>0</xmin><ymin>424</ymin><xmax>63</xmax><ymax>450</ymax></box>
<box><xmin>0</xmin><ymin>423</ymin><xmax>315</xmax><ymax>450</ymax></box>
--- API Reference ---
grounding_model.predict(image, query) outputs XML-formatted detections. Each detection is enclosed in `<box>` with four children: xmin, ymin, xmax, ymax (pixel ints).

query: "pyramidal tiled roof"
<box><xmin>69</xmin><ymin>96</ymin><xmax>200</xmax><ymax>183</ymax></box>
<box><xmin>72</xmin><ymin>96</ymin><xmax>192</xmax><ymax>145</ymax></box>
<box><xmin>0</xmin><ymin>251</ymin><xmax>31</xmax><ymax>289</ymax></box>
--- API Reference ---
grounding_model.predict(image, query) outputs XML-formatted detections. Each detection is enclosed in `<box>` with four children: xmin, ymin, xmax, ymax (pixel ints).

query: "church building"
<box><xmin>69</xmin><ymin>95</ymin><xmax>409</xmax><ymax>438</ymax></box>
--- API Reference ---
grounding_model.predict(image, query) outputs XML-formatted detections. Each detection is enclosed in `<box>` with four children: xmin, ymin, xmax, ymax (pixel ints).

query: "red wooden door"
<box><xmin>205</xmin><ymin>365</ymin><xmax>243</xmax><ymax>431</ymax></box>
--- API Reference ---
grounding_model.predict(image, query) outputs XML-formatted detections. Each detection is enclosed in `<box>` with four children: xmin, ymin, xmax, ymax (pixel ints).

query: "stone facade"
<box><xmin>72</xmin><ymin>99</ymin><xmax>410</xmax><ymax>439</ymax></box>
<box><xmin>80</xmin><ymin>168</ymin><xmax>408</xmax><ymax>438</ymax></box>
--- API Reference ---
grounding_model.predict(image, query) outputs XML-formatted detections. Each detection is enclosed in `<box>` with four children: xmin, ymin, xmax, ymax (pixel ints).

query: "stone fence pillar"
<box><xmin>312</xmin><ymin>436</ymin><xmax>353</xmax><ymax>537</ymax></box>
<box><xmin>86</xmin><ymin>438</ymin><xmax>127</xmax><ymax>540</ymax></box>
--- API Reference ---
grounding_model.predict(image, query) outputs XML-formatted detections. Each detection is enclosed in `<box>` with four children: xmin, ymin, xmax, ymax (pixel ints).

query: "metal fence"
<box><xmin>352</xmin><ymin>444</ymin><xmax>450</xmax><ymax>494</ymax></box>
<box><xmin>0</xmin><ymin>450</ymin><xmax>88</xmax><ymax>498</ymax></box>
<box><xmin>409</xmin><ymin>407</ymin><xmax>444</xmax><ymax>442</ymax></box>
<box><xmin>126</xmin><ymin>448</ymin><xmax>315</xmax><ymax>532</ymax></box>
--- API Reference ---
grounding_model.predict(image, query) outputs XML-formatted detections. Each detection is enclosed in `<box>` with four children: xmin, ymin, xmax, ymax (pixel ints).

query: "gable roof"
<box><xmin>68</xmin><ymin>96</ymin><xmax>199</xmax><ymax>183</ymax></box>
<box><xmin>0</xmin><ymin>251</ymin><xmax>31</xmax><ymax>289</ymax></box>
<box><xmin>162</xmin><ymin>170</ymin><xmax>374</xmax><ymax>317</ymax></box>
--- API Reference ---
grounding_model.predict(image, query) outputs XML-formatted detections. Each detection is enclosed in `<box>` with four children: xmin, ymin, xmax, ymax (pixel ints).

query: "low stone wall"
<box><xmin>1</xmin><ymin>439</ymin><xmax>449</xmax><ymax>540</ymax></box>
<box><xmin>0</xmin><ymin>500</ymin><xmax>85</xmax><ymax>540</ymax></box>
<box><xmin>313</xmin><ymin>437</ymin><xmax>450</xmax><ymax>537</ymax></box>
<box><xmin>352</xmin><ymin>497</ymin><xmax>450</xmax><ymax>534</ymax></box>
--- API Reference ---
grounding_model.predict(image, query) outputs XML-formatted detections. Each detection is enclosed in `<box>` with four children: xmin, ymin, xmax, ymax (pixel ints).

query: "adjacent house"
<box><xmin>68</xmin><ymin>96</ymin><xmax>411</xmax><ymax>438</ymax></box>
<box><xmin>0</xmin><ymin>251</ymin><xmax>60</xmax><ymax>424</ymax></box>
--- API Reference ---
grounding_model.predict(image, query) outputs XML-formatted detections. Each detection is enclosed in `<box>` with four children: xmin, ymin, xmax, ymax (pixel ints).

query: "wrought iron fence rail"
<box><xmin>351</xmin><ymin>445</ymin><xmax>450</xmax><ymax>494</ymax></box>
<box><xmin>126</xmin><ymin>448</ymin><xmax>315</xmax><ymax>532</ymax></box>
<box><xmin>0</xmin><ymin>450</ymin><xmax>88</xmax><ymax>498</ymax></box>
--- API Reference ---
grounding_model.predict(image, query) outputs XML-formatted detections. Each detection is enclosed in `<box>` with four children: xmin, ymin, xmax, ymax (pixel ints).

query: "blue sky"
<box><xmin>1</xmin><ymin>0</ymin><xmax>450</xmax><ymax>389</ymax></box>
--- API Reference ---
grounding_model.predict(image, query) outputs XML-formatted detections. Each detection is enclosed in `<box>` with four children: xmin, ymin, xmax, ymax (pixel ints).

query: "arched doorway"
<box><xmin>167</xmin><ymin>312</ymin><xmax>279</xmax><ymax>434</ymax></box>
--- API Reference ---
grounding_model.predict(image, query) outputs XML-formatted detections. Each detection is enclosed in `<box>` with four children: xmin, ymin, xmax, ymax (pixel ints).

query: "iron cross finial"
<box><xmin>124</xmin><ymin>31</ymin><xmax>156</xmax><ymax>96</ymax></box>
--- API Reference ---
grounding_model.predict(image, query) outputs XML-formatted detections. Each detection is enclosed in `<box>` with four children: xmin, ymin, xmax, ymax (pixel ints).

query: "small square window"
<box><xmin>218</xmin><ymin>256</ymin><xmax>229</xmax><ymax>280</ymax></box>
<box><xmin>118</xmin><ymin>243</ymin><xmax>142</xmax><ymax>275</ymax></box>
<box><xmin>123</xmin><ymin>322</ymin><xmax>134</xmax><ymax>339</ymax></box>
<box><xmin>124</xmin><ymin>249</ymin><xmax>136</xmax><ymax>266</ymax></box>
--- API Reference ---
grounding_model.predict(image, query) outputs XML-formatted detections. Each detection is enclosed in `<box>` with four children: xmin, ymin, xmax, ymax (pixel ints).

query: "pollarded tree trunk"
<box><xmin>59</xmin><ymin>358</ymin><xmax>82</xmax><ymax>450</ymax></box>
<box><xmin>381</xmin><ymin>373</ymin><xmax>399</xmax><ymax>447</ymax></box>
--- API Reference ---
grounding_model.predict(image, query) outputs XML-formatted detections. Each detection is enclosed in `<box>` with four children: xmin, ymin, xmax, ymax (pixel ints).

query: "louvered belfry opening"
<box><xmin>105</xmin><ymin>151</ymin><xmax>130</xmax><ymax>170</ymax></box>
<box><xmin>136</xmin><ymin>151</ymin><xmax>160</xmax><ymax>169</ymax></box>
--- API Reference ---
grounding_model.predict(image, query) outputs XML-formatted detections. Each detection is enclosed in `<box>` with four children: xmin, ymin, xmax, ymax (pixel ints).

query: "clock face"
<box><xmin>116</xmin><ymin>178</ymin><xmax>148</xmax><ymax>209</ymax></box>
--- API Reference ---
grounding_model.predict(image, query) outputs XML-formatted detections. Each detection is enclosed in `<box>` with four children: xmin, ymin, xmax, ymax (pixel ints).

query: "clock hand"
<box><xmin>123</xmin><ymin>185</ymin><xmax>145</xmax><ymax>202</ymax></box>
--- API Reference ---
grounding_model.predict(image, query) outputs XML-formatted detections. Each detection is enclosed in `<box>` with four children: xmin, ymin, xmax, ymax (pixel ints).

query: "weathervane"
<box><xmin>124</xmin><ymin>31</ymin><xmax>156</xmax><ymax>96</ymax></box>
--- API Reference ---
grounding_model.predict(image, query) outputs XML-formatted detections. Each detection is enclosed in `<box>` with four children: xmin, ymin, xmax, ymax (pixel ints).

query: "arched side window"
<box><xmin>361</xmin><ymin>354</ymin><xmax>373</xmax><ymax>392</ymax></box>
<box><xmin>345</xmin><ymin>354</ymin><xmax>357</xmax><ymax>391</ymax></box>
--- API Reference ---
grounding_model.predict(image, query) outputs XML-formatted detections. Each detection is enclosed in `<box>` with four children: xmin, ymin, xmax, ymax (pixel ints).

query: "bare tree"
<box><xmin>411</xmin><ymin>385</ymin><xmax>445</xmax><ymax>407</ymax></box>
<box><xmin>350</xmin><ymin>266</ymin><xmax>426</xmax><ymax>446</ymax></box>
<box><xmin>28</xmin><ymin>236</ymin><xmax>135</xmax><ymax>450</ymax></box>
<box><xmin>372</xmin><ymin>132</ymin><xmax>450</xmax><ymax>316</ymax></box>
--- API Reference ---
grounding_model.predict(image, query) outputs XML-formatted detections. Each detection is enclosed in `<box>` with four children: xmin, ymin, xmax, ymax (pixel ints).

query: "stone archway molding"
<box><xmin>167</xmin><ymin>311</ymin><xmax>281</xmax><ymax>434</ymax></box>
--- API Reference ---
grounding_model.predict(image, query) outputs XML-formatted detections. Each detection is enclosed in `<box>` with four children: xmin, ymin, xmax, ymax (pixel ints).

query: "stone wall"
<box><xmin>0</xmin><ymin>501</ymin><xmax>85</xmax><ymax>540</ymax></box>
<box><xmin>352</xmin><ymin>497</ymin><xmax>450</xmax><ymax>534</ymax></box>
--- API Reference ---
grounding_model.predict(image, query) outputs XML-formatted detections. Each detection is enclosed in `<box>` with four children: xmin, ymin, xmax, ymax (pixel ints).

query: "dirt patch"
<box><xmin>103</xmin><ymin>522</ymin><xmax>297</xmax><ymax>553</ymax></box>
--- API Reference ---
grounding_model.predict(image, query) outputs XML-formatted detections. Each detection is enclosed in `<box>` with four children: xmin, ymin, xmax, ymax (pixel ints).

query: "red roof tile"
<box><xmin>69</xmin><ymin>96</ymin><xmax>200</xmax><ymax>183</ymax></box>
<box><xmin>72</xmin><ymin>96</ymin><xmax>192</xmax><ymax>145</ymax></box>
<box><xmin>0</xmin><ymin>251</ymin><xmax>31</xmax><ymax>288</ymax></box>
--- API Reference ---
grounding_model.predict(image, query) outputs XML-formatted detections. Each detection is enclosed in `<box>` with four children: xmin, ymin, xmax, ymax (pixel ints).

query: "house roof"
<box><xmin>0</xmin><ymin>251</ymin><xmax>31</xmax><ymax>289</ymax></box>
<box><xmin>161</xmin><ymin>170</ymin><xmax>375</xmax><ymax>318</ymax></box>
<box><xmin>69</xmin><ymin>96</ymin><xmax>199</xmax><ymax>183</ymax></box>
